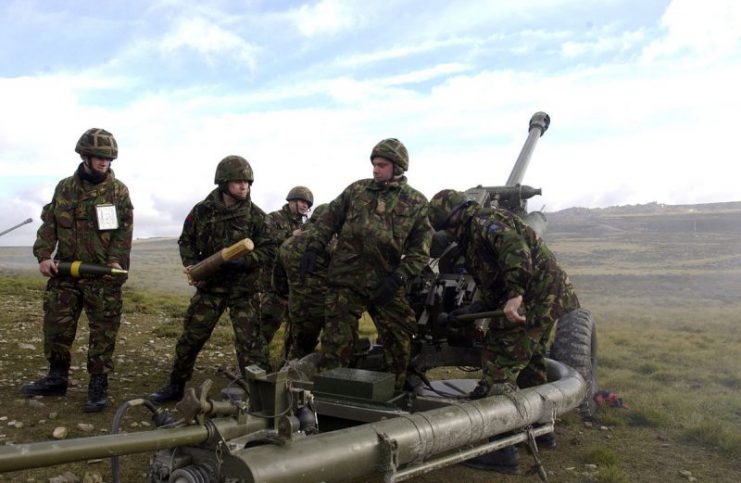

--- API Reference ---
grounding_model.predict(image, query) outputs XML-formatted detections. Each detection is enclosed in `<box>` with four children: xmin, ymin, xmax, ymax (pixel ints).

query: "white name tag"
<box><xmin>96</xmin><ymin>204</ymin><xmax>119</xmax><ymax>230</ymax></box>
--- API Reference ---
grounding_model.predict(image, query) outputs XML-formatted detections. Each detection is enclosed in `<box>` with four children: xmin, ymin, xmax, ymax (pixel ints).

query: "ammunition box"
<box><xmin>314</xmin><ymin>368</ymin><xmax>395</xmax><ymax>402</ymax></box>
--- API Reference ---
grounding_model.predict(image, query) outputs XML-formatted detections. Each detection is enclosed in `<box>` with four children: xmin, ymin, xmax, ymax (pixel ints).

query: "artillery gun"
<box><xmin>0</xmin><ymin>112</ymin><xmax>596</xmax><ymax>482</ymax></box>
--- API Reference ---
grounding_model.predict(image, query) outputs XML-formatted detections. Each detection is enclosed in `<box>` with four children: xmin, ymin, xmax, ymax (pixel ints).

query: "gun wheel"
<box><xmin>550</xmin><ymin>308</ymin><xmax>598</xmax><ymax>418</ymax></box>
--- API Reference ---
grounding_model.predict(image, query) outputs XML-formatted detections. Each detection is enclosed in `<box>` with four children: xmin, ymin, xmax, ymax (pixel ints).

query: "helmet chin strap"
<box><xmin>79</xmin><ymin>156</ymin><xmax>108</xmax><ymax>184</ymax></box>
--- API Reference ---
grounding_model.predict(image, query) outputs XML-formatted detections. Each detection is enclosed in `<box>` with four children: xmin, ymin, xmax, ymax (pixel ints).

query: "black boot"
<box><xmin>84</xmin><ymin>374</ymin><xmax>108</xmax><ymax>413</ymax></box>
<box><xmin>463</xmin><ymin>445</ymin><xmax>519</xmax><ymax>474</ymax></box>
<box><xmin>21</xmin><ymin>364</ymin><xmax>69</xmax><ymax>397</ymax></box>
<box><xmin>148</xmin><ymin>380</ymin><xmax>185</xmax><ymax>404</ymax></box>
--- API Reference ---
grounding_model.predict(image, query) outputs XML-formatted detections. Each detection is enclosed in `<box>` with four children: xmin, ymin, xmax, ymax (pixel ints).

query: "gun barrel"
<box><xmin>0</xmin><ymin>218</ymin><xmax>33</xmax><ymax>237</ymax></box>
<box><xmin>505</xmin><ymin>111</ymin><xmax>550</xmax><ymax>187</ymax></box>
<box><xmin>57</xmin><ymin>261</ymin><xmax>128</xmax><ymax>278</ymax></box>
<box><xmin>0</xmin><ymin>416</ymin><xmax>268</xmax><ymax>473</ymax></box>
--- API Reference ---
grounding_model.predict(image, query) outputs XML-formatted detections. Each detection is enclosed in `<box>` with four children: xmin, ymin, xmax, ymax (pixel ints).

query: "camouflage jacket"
<box><xmin>179</xmin><ymin>189</ymin><xmax>275</xmax><ymax>293</ymax></box>
<box><xmin>259</xmin><ymin>204</ymin><xmax>304</xmax><ymax>291</ymax></box>
<box><xmin>307</xmin><ymin>177</ymin><xmax>431</xmax><ymax>292</ymax></box>
<box><xmin>461</xmin><ymin>207</ymin><xmax>578</xmax><ymax>315</ymax></box>
<box><xmin>272</xmin><ymin>230</ymin><xmax>330</xmax><ymax>299</ymax></box>
<box><xmin>33</xmin><ymin>167</ymin><xmax>134</xmax><ymax>273</ymax></box>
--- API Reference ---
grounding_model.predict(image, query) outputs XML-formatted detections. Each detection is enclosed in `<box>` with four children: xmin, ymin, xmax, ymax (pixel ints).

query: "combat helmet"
<box><xmin>215</xmin><ymin>155</ymin><xmax>254</xmax><ymax>184</ymax></box>
<box><xmin>75</xmin><ymin>128</ymin><xmax>118</xmax><ymax>160</ymax></box>
<box><xmin>286</xmin><ymin>186</ymin><xmax>314</xmax><ymax>207</ymax></box>
<box><xmin>370</xmin><ymin>138</ymin><xmax>409</xmax><ymax>174</ymax></box>
<box><xmin>429</xmin><ymin>189</ymin><xmax>477</xmax><ymax>231</ymax></box>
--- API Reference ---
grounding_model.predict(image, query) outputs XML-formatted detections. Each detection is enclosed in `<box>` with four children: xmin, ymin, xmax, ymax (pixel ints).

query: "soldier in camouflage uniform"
<box><xmin>429</xmin><ymin>189</ymin><xmax>580</xmax><ymax>470</ymax></box>
<box><xmin>149</xmin><ymin>156</ymin><xmax>275</xmax><ymax>404</ymax></box>
<box><xmin>301</xmin><ymin>139</ymin><xmax>431</xmax><ymax>389</ymax></box>
<box><xmin>272</xmin><ymin>204</ymin><xmax>332</xmax><ymax>359</ymax></box>
<box><xmin>253</xmin><ymin>186</ymin><xmax>313</xmax><ymax>367</ymax></box>
<box><xmin>22</xmin><ymin>128</ymin><xmax>134</xmax><ymax>413</ymax></box>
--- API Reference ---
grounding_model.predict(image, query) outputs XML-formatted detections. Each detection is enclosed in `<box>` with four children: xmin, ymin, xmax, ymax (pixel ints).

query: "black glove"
<box><xmin>221</xmin><ymin>257</ymin><xmax>252</xmax><ymax>274</ymax></box>
<box><xmin>299</xmin><ymin>248</ymin><xmax>319</xmax><ymax>281</ymax></box>
<box><xmin>371</xmin><ymin>273</ymin><xmax>405</xmax><ymax>306</ymax></box>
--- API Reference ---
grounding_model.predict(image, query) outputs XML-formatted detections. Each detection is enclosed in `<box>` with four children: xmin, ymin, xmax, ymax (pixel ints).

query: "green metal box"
<box><xmin>313</xmin><ymin>368</ymin><xmax>396</xmax><ymax>402</ymax></box>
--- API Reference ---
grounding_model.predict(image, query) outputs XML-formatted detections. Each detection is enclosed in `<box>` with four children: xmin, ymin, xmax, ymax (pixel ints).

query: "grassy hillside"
<box><xmin>1</xmin><ymin>203</ymin><xmax>740</xmax><ymax>482</ymax></box>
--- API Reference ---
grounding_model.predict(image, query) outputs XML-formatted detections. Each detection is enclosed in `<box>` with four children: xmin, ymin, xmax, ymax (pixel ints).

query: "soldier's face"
<box><xmin>289</xmin><ymin>199</ymin><xmax>310</xmax><ymax>215</ymax></box>
<box><xmin>372</xmin><ymin>157</ymin><xmax>394</xmax><ymax>183</ymax></box>
<box><xmin>228</xmin><ymin>180</ymin><xmax>250</xmax><ymax>200</ymax></box>
<box><xmin>87</xmin><ymin>156</ymin><xmax>112</xmax><ymax>175</ymax></box>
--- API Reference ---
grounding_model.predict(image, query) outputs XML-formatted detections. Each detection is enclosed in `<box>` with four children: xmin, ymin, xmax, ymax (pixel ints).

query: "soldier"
<box><xmin>301</xmin><ymin>139</ymin><xmax>431</xmax><ymax>389</ymax></box>
<box><xmin>149</xmin><ymin>156</ymin><xmax>275</xmax><ymax>404</ymax></box>
<box><xmin>22</xmin><ymin>128</ymin><xmax>134</xmax><ymax>413</ymax></box>
<box><xmin>272</xmin><ymin>204</ymin><xmax>332</xmax><ymax>359</ymax></box>
<box><xmin>428</xmin><ymin>189</ymin><xmax>580</xmax><ymax>472</ymax></box>
<box><xmin>252</xmin><ymin>186</ymin><xmax>313</xmax><ymax>368</ymax></box>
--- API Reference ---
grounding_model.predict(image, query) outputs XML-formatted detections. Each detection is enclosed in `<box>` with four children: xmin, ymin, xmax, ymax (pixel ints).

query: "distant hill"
<box><xmin>545</xmin><ymin>200</ymin><xmax>741</xmax><ymax>236</ymax></box>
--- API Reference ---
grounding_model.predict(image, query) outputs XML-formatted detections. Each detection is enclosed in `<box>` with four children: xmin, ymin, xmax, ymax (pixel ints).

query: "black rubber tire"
<box><xmin>550</xmin><ymin>308</ymin><xmax>598</xmax><ymax>418</ymax></box>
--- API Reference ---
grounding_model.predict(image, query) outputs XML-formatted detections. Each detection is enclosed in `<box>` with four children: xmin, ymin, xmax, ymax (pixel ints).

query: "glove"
<box><xmin>221</xmin><ymin>257</ymin><xmax>252</xmax><ymax>274</ymax></box>
<box><xmin>299</xmin><ymin>248</ymin><xmax>319</xmax><ymax>281</ymax></box>
<box><xmin>371</xmin><ymin>273</ymin><xmax>405</xmax><ymax>306</ymax></box>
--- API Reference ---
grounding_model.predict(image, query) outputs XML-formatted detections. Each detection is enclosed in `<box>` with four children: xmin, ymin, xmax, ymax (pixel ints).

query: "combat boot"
<box><xmin>463</xmin><ymin>445</ymin><xmax>519</xmax><ymax>474</ymax></box>
<box><xmin>84</xmin><ymin>374</ymin><xmax>108</xmax><ymax>413</ymax></box>
<box><xmin>21</xmin><ymin>364</ymin><xmax>69</xmax><ymax>397</ymax></box>
<box><xmin>149</xmin><ymin>380</ymin><xmax>185</xmax><ymax>404</ymax></box>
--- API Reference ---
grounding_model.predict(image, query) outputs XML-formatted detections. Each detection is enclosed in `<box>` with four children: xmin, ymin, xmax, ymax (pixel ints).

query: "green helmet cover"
<box><xmin>286</xmin><ymin>186</ymin><xmax>314</xmax><ymax>207</ymax></box>
<box><xmin>75</xmin><ymin>128</ymin><xmax>118</xmax><ymax>160</ymax></box>
<box><xmin>429</xmin><ymin>189</ymin><xmax>472</xmax><ymax>231</ymax></box>
<box><xmin>215</xmin><ymin>155</ymin><xmax>254</xmax><ymax>184</ymax></box>
<box><xmin>370</xmin><ymin>138</ymin><xmax>409</xmax><ymax>172</ymax></box>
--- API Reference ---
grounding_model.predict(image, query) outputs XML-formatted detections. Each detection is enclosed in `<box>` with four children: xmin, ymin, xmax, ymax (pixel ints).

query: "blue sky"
<box><xmin>1</xmin><ymin>0</ymin><xmax>740</xmax><ymax>246</ymax></box>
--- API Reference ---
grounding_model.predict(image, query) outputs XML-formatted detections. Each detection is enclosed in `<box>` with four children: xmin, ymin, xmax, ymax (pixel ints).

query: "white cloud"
<box><xmin>159</xmin><ymin>17</ymin><xmax>258</xmax><ymax>68</ymax></box>
<box><xmin>292</xmin><ymin>0</ymin><xmax>362</xmax><ymax>37</ymax></box>
<box><xmin>643</xmin><ymin>0</ymin><xmax>741</xmax><ymax>61</ymax></box>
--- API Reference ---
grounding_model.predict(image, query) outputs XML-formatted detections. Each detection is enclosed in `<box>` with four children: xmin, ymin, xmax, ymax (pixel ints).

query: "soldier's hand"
<box><xmin>39</xmin><ymin>259</ymin><xmax>57</xmax><ymax>277</ymax></box>
<box><xmin>504</xmin><ymin>295</ymin><xmax>526</xmax><ymax>323</ymax></box>
<box><xmin>371</xmin><ymin>273</ymin><xmax>405</xmax><ymax>306</ymax></box>
<box><xmin>299</xmin><ymin>248</ymin><xmax>319</xmax><ymax>281</ymax></box>
<box><xmin>103</xmin><ymin>261</ymin><xmax>123</xmax><ymax>280</ymax></box>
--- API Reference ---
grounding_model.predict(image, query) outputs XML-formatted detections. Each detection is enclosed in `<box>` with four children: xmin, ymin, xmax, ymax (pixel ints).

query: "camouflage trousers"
<box><xmin>42</xmin><ymin>277</ymin><xmax>123</xmax><ymax>375</ymax></box>
<box><xmin>253</xmin><ymin>291</ymin><xmax>288</xmax><ymax>368</ymax></box>
<box><xmin>286</xmin><ymin>289</ymin><xmax>327</xmax><ymax>360</ymax></box>
<box><xmin>482</xmin><ymin>290</ymin><xmax>580</xmax><ymax>389</ymax></box>
<box><xmin>170</xmin><ymin>290</ymin><xmax>259</xmax><ymax>383</ymax></box>
<box><xmin>320</xmin><ymin>285</ymin><xmax>417</xmax><ymax>389</ymax></box>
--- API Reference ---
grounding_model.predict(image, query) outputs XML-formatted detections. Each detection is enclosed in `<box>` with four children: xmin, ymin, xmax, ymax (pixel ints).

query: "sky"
<box><xmin>1</xmin><ymin>0</ymin><xmax>740</xmax><ymax>247</ymax></box>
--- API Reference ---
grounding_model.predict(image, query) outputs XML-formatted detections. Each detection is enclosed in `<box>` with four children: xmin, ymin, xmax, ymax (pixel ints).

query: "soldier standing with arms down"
<box><xmin>301</xmin><ymin>139</ymin><xmax>431</xmax><ymax>389</ymax></box>
<box><xmin>22</xmin><ymin>128</ymin><xmax>133</xmax><ymax>413</ymax></box>
<box><xmin>428</xmin><ymin>189</ymin><xmax>580</xmax><ymax>472</ymax></box>
<box><xmin>252</xmin><ymin>186</ymin><xmax>313</xmax><ymax>367</ymax></box>
<box><xmin>149</xmin><ymin>156</ymin><xmax>275</xmax><ymax>404</ymax></box>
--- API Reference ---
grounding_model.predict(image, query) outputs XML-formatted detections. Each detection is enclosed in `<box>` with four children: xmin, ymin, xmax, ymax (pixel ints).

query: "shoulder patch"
<box><xmin>486</xmin><ymin>222</ymin><xmax>502</xmax><ymax>235</ymax></box>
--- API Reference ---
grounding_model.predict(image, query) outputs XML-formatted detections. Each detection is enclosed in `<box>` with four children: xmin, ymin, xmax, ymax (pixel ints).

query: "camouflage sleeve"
<box><xmin>178</xmin><ymin>206</ymin><xmax>200</xmax><ymax>267</ymax></box>
<box><xmin>306</xmin><ymin>187</ymin><xmax>348</xmax><ymax>252</ymax></box>
<box><xmin>247</xmin><ymin>211</ymin><xmax>277</xmax><ymax>268</ymax></box>
<box><xmin>397</xmin><ymin>203</ymin><xmax>432</xmax><ymax>280</ymax></box>
<box><xmin>487</xmin><ymin>222</ymin><xmax>532</xmax><ymax>299</ymax></box>
<box><xmin>32</xmin><ymin>198</ymin><xmax>58</xmax><ymax>262</ymax></box>
<box><xmin>271</xmin><ymin>248</ymin><xmax>289</xmax><ymax>297</ymax></box>
<box><xmin>106</xmin><ymin>185</ymin><xmax>134</xmax><ymax>267</ymax></box>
